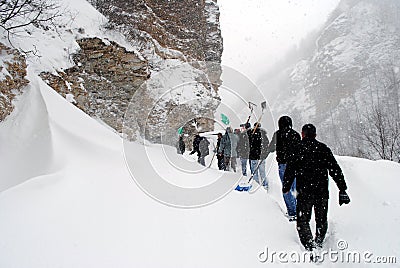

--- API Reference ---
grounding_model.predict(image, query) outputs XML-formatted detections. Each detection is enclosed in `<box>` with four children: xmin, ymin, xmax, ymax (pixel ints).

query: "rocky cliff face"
<box><xmin>269</xmin><ymin>0</ymin><xmax>400</xmax><ymax>158</ymax></box>
<box><xmin>97</xmin><ymin>0</ymin><xmax>223</xmax><ymax>64</ymax></box>
<box><xmin>40</xmin><ymin>37</ymin><xmax>149</xmax><ymax>132</ymax></box>
<box><xmin>41</xmin><ymin>0</ymin><xmax>223</xmax><ymax>143</ymax></box>
<box><xmin>0</xmin><ymin>43</ymin><xmax>29</xmax><ymax>121</ymax></box>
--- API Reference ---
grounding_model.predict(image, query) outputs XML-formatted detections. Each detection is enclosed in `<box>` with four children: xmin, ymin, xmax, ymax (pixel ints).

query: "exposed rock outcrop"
<box><xmin>98</xmin><ymin>0</ymin><xmax>223</xmax><ymax>64</ymax></box>
<box><xmin>0</xmin><ymin>42</ymin><xmax>29</xmax><ymax>121</ymax></box>
<box><xmin>40</xmin><ymin>37</ymin><xmax>149</xmax><ymax>132</ymax></box>
<box><xmin>41</xmin><ymin>0</ymin><xmax>224</xmax><ymax>144</ymax></box>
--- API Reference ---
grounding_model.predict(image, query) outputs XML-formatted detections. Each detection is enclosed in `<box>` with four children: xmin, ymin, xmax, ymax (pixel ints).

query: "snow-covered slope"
<box><xmin>0</xmin><ymin>78</ymin><xmax>53</xmax><ymax>191</ymax></box>
<box><xmin>261</xmin><ymin>0</ymin><xmax>400</xmax><ymax>159</ymax></box>
<box><xmin>0</xmin><ymin>74</ymin><xmax>399</xmax><ymax>267</ymax></box>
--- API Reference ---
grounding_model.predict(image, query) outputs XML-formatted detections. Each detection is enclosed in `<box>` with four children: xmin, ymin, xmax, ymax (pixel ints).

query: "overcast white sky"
<box><xmin>218</xmin><ymin>0</ymin><xmax>341</xmax><ymax>83</ymax></box>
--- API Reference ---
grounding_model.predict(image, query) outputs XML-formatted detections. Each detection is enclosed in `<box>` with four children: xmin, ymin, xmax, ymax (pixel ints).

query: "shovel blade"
<box><xmin>248</xmin><ymin>101</ymin><xmax>257</xmax><ymax>110</ymax></box>
<box><xmin>261</xmin><ymin>101</ymin><xmax>267</xmax><ymax>110</ymax></box>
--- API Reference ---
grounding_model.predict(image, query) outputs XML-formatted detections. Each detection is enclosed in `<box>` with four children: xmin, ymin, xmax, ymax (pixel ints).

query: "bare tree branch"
<box><xmin>0</xmin><ymin>0</ymin><xmax>61</xmax><ymax>34</ymax></box>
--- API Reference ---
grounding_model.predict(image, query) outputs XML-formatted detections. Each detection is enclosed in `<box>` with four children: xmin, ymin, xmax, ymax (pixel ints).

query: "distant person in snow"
<box><xmin>216</xmin><ymin>133</ymin><xmax>225</xmax><ymax>170</ymax></box>
<box><xmin>283</xmin><ymin>124</ymin><xmax>350</xmax><ymax>251</ymax></box>
<box><xmin>177</xmin><ymin>135</ymin><xmax>185</xmax><ymax>154</ymax></box>
<box><xmin>198</xmin><ymin>137</ymin><xmax>210</xmax><ymax>166</ymax></box>
<box><xmin>237</xmin><ymin>123</ymin><xmax>251</xmax><ymax>176</ymax></box>
<box><xmin>267</xmin><ymin>116</ymin><xmax>301</xmax><ymax>221</ymax></box>
<box><xmin>218</xmin><ymin>127</ymin><xmax>239</xmax><ymax>172</ymax></box>
<box><xmin>190</xmin><ymin>134</ymin><xmax>209</xmax><ymax>166</ymax></box>
<box><xmin>248</xmin><ymin>123</ymin><xmax>269</xmax><ymax>189</ymax></box>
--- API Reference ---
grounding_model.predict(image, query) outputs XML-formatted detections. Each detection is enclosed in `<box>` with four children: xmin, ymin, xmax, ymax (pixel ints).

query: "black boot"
<box><xmin>315</xmin><ymin>236</ymin><xmax>324</xmax><ymax>248</ymax></box>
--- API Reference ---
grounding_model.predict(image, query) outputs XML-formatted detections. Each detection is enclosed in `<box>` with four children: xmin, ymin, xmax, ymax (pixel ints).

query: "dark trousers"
<box><xmin>198</xmin><ymin>156</ymin><xmax>206</xmax><ymax>166</ymax></box>
<box><xmin>296</xmin><ymin>195</ymin><xmax>328</xmax><ymax>250</ymax></box>
<box><xmin>223</xmin><ymin>156</ymin><xmax>236</xmax><ymax>172</ymax></box>
<box><xmin>217</xmin><ymin>155</ymin><xmax>225</xmax><ymax>170</ymax></box>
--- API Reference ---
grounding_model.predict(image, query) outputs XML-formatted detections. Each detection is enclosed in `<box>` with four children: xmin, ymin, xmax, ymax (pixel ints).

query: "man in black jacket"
<box><xmin>283</xmin><ymin>124</ymin><xmax>350</xmax><ymax>250</ymax></box>
<box><xmin>177</xmin><ymin>135</ymin><xmax>185</xmax><ymax>154</ymax></box>
<box><xmin>237</xmin><ymin>123</ymin><xmax>251</xmax><ymax>176</ymax></box>
<box><xmin>190</xmin><ymin>134</ymin><xmax>209</xmax><ymax>166</ymax></box>
<box><xmin>267</xmin><ymin>116</ymin><xmax>300</xmax><ymax>220</ymax></box>
<box><xmin>216</xmin><ymin>133</ymin><xmax>225</xmax><ymax>170</ymax></box>
<box><xmin>248</xmin><ymin>123</ymin><xmax>269</xmax><ymax>188</ymax></box>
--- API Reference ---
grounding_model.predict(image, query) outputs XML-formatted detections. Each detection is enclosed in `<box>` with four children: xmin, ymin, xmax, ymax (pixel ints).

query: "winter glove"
<box><xmin>189</xmin><ymin>151</ymin><xmax>195</xmax><ymax>155</ymax></box>
<box><xmin>339</xmin><ymin>190</ymin><xmax>350</xmax><ymax>206</ymax></box>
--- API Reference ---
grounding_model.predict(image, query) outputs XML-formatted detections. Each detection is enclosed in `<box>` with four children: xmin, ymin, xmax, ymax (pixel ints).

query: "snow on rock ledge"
<box><xmin>40</xmin><ymin>37</ymin><xmax>149</xmax><ymax>133</ymax></box>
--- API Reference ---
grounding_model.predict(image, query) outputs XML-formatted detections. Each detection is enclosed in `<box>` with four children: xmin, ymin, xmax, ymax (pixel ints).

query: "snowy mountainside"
<box><xmin>64</xmin><ymin>0</ymin><xmax>224</xmax><ymax>143</ymax></box>
<box><xmin>1</xmin><ymin>0</ymin><xmax>223</xmax><ymax>145</ymax></box>
<box><xmin>260</xmin><ymin>0</ymin><xmax>400</xmax><ymax>159</ymax></box>
<box><xmin>0</xmin><ymin>0</ymin><xmax>223</xmax><ymax>193</ymax></box>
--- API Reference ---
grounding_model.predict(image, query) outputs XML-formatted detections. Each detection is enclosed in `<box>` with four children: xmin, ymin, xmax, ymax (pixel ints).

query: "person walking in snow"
<box><xmin>267</xmin><ymin>116</ymin><xmax>300</xmax><ymax>221</ymax></box>
<box><xmin>283</xmin><ymin>124</ymin><xmax>350</xmax><ymax>251</ymax></box>
<box><xmin>177</xmin><ymin>135</ymin><xmax>185</xmax><ymax>154</ymax></box>
<box><xmin>237</xmin><ymin>123</ymin><xmax>251</xmax><ymax>176</ymax></box>
<box><xmin>190</xmin><ymin>134</ymin><xmax>209</xmax><ymax>166</ymax></box>
<box><xmin>216</xmin><ymin>133</ymin><xmax>225</xmax><ymax>170</ymax></box>
<box><xmin>248</xmin><ymin>123</ymin><xmax>269</xmax><ymax>188</ymax></box>
<box><xmin>198</xmin><ymin>137</ymin><xmax>210</xmax><ymax>166</ymax></box>
<box><xmin>218</xmin><ymin>127</ymin><xmax>238</xmax><ymax>172</ymax></box>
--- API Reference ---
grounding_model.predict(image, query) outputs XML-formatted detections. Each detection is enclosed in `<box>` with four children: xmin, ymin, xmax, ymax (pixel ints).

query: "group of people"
<box><xmin>179</xmin><ymin>115</ymin><xmax>351</xmax><ymax>251</ymax></box>
<box><xmin>216</xmin><ymin>122</ymin><xmax>269</xmax><ymax>190</ymax></box>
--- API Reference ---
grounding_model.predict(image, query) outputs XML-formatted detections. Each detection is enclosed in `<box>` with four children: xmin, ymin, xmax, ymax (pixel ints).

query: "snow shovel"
<box><xmin>207</xmin><ymin>142</ymin><xmax>217</xmax><ymax>168</ymax></box>
<box><xmin>252</xmin><ymin>101</ymin><xmax>267</xmax><ymax>134</ymax></box>
<box><xmin>246</xmin><ymin>101</ymin><xmax>257</xmax><ymax>125</ymax></box>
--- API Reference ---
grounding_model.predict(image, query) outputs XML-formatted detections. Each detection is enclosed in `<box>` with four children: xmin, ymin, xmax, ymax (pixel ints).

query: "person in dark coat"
<box><xmin>199</xmin><ymin>137</ymin><xmax>210</xmax><ymax>166</ymax></box>
<box><xmin>267</xmin><ymin>116</ymin><xmax>301</xmax><ymax>220</ymax></box>
<box><xmin>283</xmin><ymin>124</ymin><xmax>350</xmax><ymax>251</ymax></box>
<box><xmin>216</xmin><ymin>133</ymin><xmax>225</xmax><ymax>170</ymax></box>
<box><xmin>190</xmin><ymin>134</ymin><xmax>209</xmax><ymax>166</ymax></box>
<box><xmin>218</xmin><ymin>127</ymin><xmax>238</xmax><ymax>172</ymax></box>
<box><xmin>237</xmin><ymin>123</ymin><xmax>251</xmax><ymax>176</ymax></box>
<box><xmin>177</xmin><ymin>135</ymin><xmax>185</xmax><ymax>154</ymax></box>
<box><xmin>190</xmin><ymin>135</ymin><xmax>202</xmax><ymax>155</ymax></box>
<box><xmin>248</xmin><ymin>123</ymin><xmax>269</xmax><ymax>188</ymax></box>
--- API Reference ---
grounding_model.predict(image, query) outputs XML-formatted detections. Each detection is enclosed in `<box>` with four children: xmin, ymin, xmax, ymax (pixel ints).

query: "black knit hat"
<box><xmin>278</xmin><ymin>116</ymin><xmax>292</xmax><ymax>130</ymax></box>
<box><xmin>302</xmin><ymin>124</ymin><xmax>316</xmax><ymax>138</ymax></box>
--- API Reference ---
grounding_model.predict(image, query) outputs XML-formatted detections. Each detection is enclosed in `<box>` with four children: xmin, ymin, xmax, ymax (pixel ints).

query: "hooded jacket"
<box><xmin>267</xmin><ymin>116</ymin><xmax>301</xmax><ymax>164</ymax></box>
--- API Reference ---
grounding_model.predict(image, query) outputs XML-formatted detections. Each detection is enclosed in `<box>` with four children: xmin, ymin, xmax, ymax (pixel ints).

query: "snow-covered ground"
<box><xmin>0</xmin><ymin>0</ymin><xmax>399</xmax><ymax>267</ymax></box>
